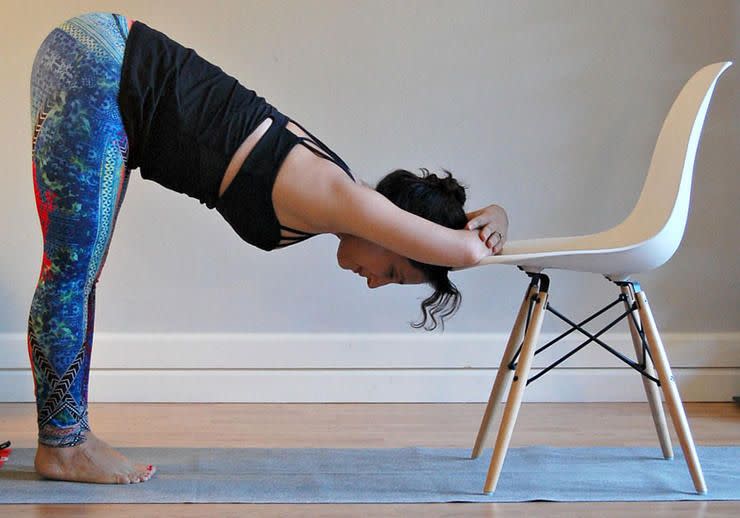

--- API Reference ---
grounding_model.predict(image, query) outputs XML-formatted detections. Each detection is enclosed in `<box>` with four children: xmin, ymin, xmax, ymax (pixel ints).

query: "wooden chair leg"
<box><xmin>471</xmin><ymin>281</ymin><xmax>539</xmax><ymax>459</ymax></box>
<box><xmin>634</xmin><ymin>287</ymin><xmax>707</xmax><ymax>494</ymax></box>
<box><xmin>619</xmin><ymin>284</ymin><xmax>673</xmax><ymax>459</ymax></box>
<box><xmin>483</xmin><ymin>279</ymin><xmax>549</xmax><ymax>494</ymax></box>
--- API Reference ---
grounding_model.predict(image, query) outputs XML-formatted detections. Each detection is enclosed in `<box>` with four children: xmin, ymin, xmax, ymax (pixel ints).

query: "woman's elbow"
<box><xmin>457</xmin><ymin>230</ymin><xmax>489</xmax><ymax>268</ymax></box>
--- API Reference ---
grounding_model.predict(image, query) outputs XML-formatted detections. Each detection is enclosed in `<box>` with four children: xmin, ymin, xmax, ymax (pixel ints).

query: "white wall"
<box><xmin>1</xmin><ymin>0</ymin><xmax>737</xmax><ymax>402</ymax></box>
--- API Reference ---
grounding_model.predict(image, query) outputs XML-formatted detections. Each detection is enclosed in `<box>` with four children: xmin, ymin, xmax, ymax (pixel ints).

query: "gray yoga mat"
<box><xmin>1</xmin><ymin>446</ymin><xmax>738</xmax><ymax>503</ymax></box>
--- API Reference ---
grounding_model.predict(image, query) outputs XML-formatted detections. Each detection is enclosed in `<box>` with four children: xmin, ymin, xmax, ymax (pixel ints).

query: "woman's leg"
<box><xmin>27</xmin><ymin>12</ymin><xmax>153</xmax><ymax>483</ymax></box>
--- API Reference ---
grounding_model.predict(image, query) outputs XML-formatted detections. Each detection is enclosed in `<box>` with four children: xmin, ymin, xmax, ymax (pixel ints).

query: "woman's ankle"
<box><xmin>38</xmin><ymin>423</ymin><xmax>89</xmax><ymax>448</ymax></box>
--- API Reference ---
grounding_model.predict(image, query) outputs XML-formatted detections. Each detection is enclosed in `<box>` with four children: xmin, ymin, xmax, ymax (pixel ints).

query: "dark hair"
<box><xmin>375</xmin><ymin>167</ymin><xmax>468</xmax><ymax>332</ymax></box>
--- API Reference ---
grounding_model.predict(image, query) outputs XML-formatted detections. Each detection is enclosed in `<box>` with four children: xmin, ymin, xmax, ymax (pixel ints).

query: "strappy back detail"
<box><xmin>214</xmin><ymin>109</ymin><xmax>355</xmax><ymax>252</ymax></box>
<box><xmin>288</xmin><ymin>117</ymin><xmax>353</xmax><ymax>180</ymax></box>
<box><xmin>273</xmin><ymin>117</ymin><xmax>356</xmax><ymax>249</ymax></box>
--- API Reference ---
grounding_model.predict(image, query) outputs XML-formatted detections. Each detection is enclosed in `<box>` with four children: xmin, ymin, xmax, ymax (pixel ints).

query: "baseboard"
<box><xmin>1</xmin><ymin>332</ymin><xmax>738</xmax><ymax>402</ymax></box>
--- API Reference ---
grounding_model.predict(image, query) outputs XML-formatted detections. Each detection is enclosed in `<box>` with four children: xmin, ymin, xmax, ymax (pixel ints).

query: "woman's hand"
<box><xmin>465</xmin><ymin>204</ymin><xmax>508</xmax><ymax>255</ymax></box>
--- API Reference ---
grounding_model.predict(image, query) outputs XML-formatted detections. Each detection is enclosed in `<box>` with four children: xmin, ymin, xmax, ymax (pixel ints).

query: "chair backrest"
<box><xmin>609</xmin><ymin>62</ymin><xmax>732</xmax><ymax>265</ymax></box>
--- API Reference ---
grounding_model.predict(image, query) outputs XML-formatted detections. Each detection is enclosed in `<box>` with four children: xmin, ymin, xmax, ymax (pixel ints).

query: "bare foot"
<box><xmin>34</xmin><ymin>430</ymin><xmax>156</xmax><ymax>484</ymax></box>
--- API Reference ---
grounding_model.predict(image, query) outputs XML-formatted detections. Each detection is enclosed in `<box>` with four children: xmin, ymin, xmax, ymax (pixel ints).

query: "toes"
<box><xmin>131</xmin><ymin>464</ymin><xmax>156</xmax><ymax>483</ymax></box>
<box><xmin>145</xmin><ymin>465</ymin><xmax>156</xmax><ymax>480</ymax></box>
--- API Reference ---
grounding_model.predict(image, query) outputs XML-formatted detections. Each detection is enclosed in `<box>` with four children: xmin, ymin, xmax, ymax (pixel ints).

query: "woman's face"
<box><xmin>336</xmin><ymin>234</ymin><xmax>427</xmax><ymax>289</ymax></box>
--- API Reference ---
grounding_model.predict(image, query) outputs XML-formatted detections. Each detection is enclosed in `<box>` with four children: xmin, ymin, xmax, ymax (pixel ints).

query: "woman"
<box><xmin>28</xmin><ymin>12</ymin><xmax>508</xmax><ymax>484</ymax></box>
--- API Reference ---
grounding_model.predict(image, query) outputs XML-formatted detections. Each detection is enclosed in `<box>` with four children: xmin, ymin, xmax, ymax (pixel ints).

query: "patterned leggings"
<box><xmin>28</xmin><ymin>13</ymin><xmax>132</xmax><ymax>447</ymax></box>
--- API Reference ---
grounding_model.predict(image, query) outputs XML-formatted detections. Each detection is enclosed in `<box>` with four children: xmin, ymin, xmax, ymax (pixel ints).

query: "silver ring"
<box><xmin>492</xmin><ymin>230</ymin><xmax>502</xmax><ymax>243</ymax></box>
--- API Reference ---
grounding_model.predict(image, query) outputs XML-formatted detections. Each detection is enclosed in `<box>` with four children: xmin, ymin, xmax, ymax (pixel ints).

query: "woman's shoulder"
<box><xmin>271</xmin><ymin>138</ymin><xmax>361</xmax><ymax>234</ymax></box>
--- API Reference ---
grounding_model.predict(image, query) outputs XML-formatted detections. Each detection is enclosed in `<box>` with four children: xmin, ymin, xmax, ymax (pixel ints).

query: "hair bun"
<box><xmin>421</xmin><ymin>168</ymin><xmax>466</xmax><ymax>205</ymax></box>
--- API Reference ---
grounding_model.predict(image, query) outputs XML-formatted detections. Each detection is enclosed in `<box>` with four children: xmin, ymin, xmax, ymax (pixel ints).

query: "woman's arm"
<box><xmin>323</xmin><ymin>179</ymin><xmax>491</xmax><ymax>268</ymax></box>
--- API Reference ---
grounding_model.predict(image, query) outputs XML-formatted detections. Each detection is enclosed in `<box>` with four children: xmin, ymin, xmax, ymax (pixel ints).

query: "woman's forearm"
<box><xmin>330</xmin><ymin>181</ymin><xmax>483</xmax><ymax>268</ymax></box>
<box><xmin>385</xmin><ymin>225</ymin><xmax>484</xmax><ymax>268</ymax></box>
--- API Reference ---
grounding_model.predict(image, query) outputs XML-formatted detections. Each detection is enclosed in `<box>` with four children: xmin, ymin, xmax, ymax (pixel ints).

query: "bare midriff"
<box><xmin>218</xmin><ymin>117</ymin><xmax>310</xmax><ymax>198</ymax></box>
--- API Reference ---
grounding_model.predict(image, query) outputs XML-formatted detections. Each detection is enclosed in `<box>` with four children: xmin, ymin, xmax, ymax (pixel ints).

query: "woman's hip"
<box><xmin>30</xmin><ymin>13</ymin><xmax>131</xmax><ymax>148</ymax></box>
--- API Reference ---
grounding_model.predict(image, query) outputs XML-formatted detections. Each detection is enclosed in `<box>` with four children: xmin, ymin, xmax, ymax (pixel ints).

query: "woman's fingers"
<box><xmin>479</xmin><ymin>229</ymin><xmax>491</xmax><ymax>247</ymax></box>
<box><xmin>479</xmin><ymin>227</ymin><xmax>504</xmax><ymax>245</ymax></box>
<box><xmin>489</xmin><ymin>234</ymin><xmax>504</xmax><ymax>254</ymax></box>
<box><xmin>466</xmin><ymin>207</ymin><xmax>494</xmax><ymax>230</ymax></box>
<box><xmin>486</xmin><ymin>232</ymin><xmax>500</xmax><ymax>249</ymax></box>
<box><xmin>470</xmin><ymin>204</ymin><xmax>507</xmax><ymax>254</ymax></box>
<box><xmin>479</xmin><ymin>227</ymin><xmax>505</xmax><ymax>254</ymax></box>
<box><xmin>467</xmin><ymin>205</ymin><xmax>508</xmax><ymax>255</ymax></box>
<box><xmin>467</xmin><ymin>205</ymin><xmax>507</xmax><ymax>230</ymax></box>
<box><xmin>465</xmin><ymin>216</ymin><xmax>482</xmax><ymax>230</ymax></box>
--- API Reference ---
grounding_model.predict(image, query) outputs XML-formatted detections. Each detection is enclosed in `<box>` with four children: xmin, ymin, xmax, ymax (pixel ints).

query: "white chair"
<box><xmin>458</xmin><ymin>62</ymin><xmax>732</xmax><ymax>495</ymax></box>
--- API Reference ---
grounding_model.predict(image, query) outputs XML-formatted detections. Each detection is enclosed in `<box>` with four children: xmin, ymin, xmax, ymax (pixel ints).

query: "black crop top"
<box><xmin>118</xmin><ymin>20</ymin><xmax>355</xmax><ymax>251</ymax></box>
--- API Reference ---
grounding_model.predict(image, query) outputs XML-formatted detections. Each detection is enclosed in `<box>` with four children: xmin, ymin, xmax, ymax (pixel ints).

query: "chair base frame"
<box><xmin>509</xmin><ymin>278</ymin><xmax>660</xmax><ymax>387</ymax></box>
<box><xmin>471</xmin><ymin>268</ymin><xmax>707</xmax><ymax>495</ymax></box>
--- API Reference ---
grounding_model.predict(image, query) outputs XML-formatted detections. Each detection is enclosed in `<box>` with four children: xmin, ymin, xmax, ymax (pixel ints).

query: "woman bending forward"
<box><xmin>27</xmin><ymin>13</ymin><xmax>509</xmax><ymax>484</ymax></box>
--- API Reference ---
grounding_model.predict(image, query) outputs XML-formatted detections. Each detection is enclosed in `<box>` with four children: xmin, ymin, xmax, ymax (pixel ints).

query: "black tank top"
<box><xmin>118</xmin><ymin>20</ymin><xmax>355</xmax><ymax>251</ymax></box>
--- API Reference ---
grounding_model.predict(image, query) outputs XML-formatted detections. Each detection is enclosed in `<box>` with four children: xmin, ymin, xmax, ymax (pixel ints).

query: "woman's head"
<box><xmin>337</xmin><ymin>168</ymin><xmax>468</xmax><ymax>331</ymax></box>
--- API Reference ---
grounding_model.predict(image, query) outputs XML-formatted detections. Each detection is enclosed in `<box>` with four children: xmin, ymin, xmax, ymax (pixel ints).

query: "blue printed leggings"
<box><xmin>28</xmin><ymin>13</ymin><xmax>131</xmax><ymax>447</ymax></box>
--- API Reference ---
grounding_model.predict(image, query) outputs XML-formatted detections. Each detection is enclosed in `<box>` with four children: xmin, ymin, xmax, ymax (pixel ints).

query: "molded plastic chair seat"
<box><xmin>470</xmin><ymin>234</ymin><xmax>660</xmax><ymax>281</ymax></box>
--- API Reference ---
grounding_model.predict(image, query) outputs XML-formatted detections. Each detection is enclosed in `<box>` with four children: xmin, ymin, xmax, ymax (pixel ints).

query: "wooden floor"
<box><xmin>2</xmin><ymin>402</ymin><xmax>738</xmax><ymax>516</ymax></box>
